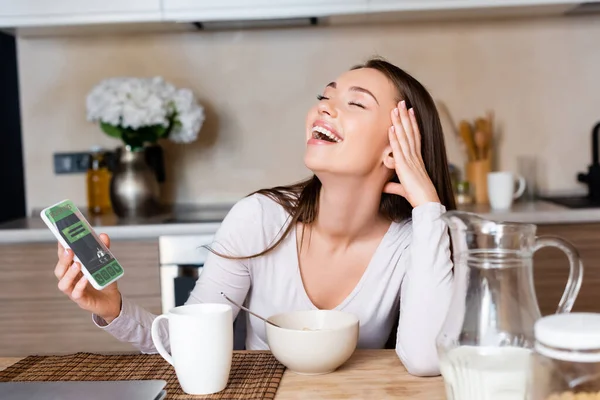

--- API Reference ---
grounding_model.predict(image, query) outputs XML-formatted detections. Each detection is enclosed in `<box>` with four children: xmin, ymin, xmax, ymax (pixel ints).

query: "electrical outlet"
<box><xmin>54</xmin><ymin>152</ymin><xmax>90</xmax><ymax>174</ymax></box>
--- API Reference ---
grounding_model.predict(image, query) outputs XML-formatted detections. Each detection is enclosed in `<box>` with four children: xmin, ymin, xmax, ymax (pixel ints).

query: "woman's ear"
<box><xmin>383</xmin><ymin>145</ymin><xmax>395</xmax><ymax>170</ymax></box>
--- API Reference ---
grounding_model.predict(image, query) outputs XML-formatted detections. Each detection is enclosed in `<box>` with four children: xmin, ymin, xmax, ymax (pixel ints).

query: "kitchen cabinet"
<box><xmin>0</xmin><ymin>0</ymin><xmax>588</xmax><ymax>31</ymax></box>
<box><xmin>0</xmin><ymin>222</ymin><xmax>597</xmax><ymax>357</ymax></box>
<box><xmin>0</xmin><ymin>0</ymin><xmax>162</xmax><ymax>28</ymax></box>
<box><xmin>368</xmin><ymin>0</ymin><xmax>581</xmax><ymax>8</ymax></box>
<box><xmin>364</xmin><ymin>0</ymin><xmax>583</xmax><ymax>19</ymax></box>
<box><xmin>367</xmin><ymin>0</ymin><xmax>582</xmax><ymax>10</ymax></box>
<box><xmin>163</xmin><ymin>0</ymin><xmax>583</xmax><ymax>22</ymax></box>
<box><xmin>0</xmin><ymin>240</ymin><xmax>161</xmax><ymax>357</ymax></box>
<box><xmin>534</xmin><ymin>223</ymin><xmax>600</xmax><ymax>316</ymax></box>
<box><xmin>162</xmin><ymin>0</ymin><xmax>368</xmax><ymax>22</ymax></box>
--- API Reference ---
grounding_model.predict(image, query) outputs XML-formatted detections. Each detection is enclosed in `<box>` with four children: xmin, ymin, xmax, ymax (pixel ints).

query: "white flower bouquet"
<box><xmin>86</xmin><ymin>76</ymin><xmax>205</xmax><ymax>150</ymax></box>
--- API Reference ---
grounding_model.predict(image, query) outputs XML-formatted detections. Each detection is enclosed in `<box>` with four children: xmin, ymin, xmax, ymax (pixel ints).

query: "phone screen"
<box><xmin>45</xmin><ymin>200</ymin><xmax>123</xmax><ymax>286</ymax></box>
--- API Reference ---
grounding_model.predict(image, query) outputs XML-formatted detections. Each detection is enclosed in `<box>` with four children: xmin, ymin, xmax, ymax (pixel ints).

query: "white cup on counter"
<box><xmin>487</xmin><ymin>172</ymin><xmax>527</xmax><ymax>210</ymax></box>
<box><xmin>151</xmin><ymin>303</ymin><xmax>233</xmax><ymax>395</ymax></box>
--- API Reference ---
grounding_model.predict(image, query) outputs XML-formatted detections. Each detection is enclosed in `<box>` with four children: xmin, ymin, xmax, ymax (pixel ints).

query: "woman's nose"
<box><xmin>318</xmin><ymin>99</ymin><xmax>337</xmax><ymax>118</ymax></box>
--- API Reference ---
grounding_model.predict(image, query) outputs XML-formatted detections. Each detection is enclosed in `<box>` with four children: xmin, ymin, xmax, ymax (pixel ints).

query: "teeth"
<box><xmin>311</xmin><ymin>126</ymin><xmax>341</xmax><ymax>142</ymax></box>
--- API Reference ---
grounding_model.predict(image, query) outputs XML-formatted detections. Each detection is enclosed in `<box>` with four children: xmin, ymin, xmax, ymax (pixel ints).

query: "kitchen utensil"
<box><xmin>220</xmin><ymin>292</ymin><xmax>280</xmax><ymax>328</ymax></box>
<box><xmin>475</xmin><ymin>117</ymin><xmax>493</xmax><ymax>159</ymax></box>
<box><xmin>475</xmin><ymin>117</ymin><xmax>486</xmax><ymax>135</ymax></box>
<box><xmin>487</xmin><ymin>171</ymin><xmax>526</xmax><ymax>210</ymax></box>
<box><xmin>473</xmin><ymin>113</ymin><xmax>495</xmax><ymax>160</ymax></box>
<box><xmin>459</xmin><ymin>120</ymin><xmax>477</xmax><ymax>161</ymax></box>
<box><xmin>151</xmin><ymin>304</ymin><xmax>233</xmax><ymax>395</ymax></box>
<box><xmin>437</xmin><ymin>211</ymin><xmax>583</xmax><ymax>400</ymax></box>
<box><xmin>466</xmin><ymin>158</ymin><xmax>491</xmax><ymax>204</ymax></box>
<box><xmin>475</xmin><ymin>117</ymin><xmax>488</xmax><ymax>135</ymax></box>
<box><xmin>488</xmin><ymin>111</ymin><xmax>495</xmax><ymax>157</ymax></box>
<box><xmin>474</xmin><ymin>130</ymin><xmax>487</xmax><ymax>160</ymax></box>
<box><xmin>265</xmin><ymin>309</ymin><xmax>359</xmax><ymax>375</ymax></box>
<box><xmin>435</xmin><ymin>100</ymin><xmax>473</xmax><ymax>162</ymax></box>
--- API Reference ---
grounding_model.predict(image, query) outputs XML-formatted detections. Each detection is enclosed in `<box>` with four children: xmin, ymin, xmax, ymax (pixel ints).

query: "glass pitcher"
<box><xmin>437</xmin><ymin>211</ymin><xmax>583</xmax><ymax>400</ymax></box>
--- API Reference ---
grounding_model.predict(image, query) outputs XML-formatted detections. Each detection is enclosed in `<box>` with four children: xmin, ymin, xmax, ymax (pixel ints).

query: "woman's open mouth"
<box><xmin>311</xmin><ymin>125</ymin><xmax>343</xmax><ymax>143</ymax></box>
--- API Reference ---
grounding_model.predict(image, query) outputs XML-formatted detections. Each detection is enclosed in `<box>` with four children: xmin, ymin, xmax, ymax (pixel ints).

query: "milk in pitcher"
<box><xmin>439</xmin><ymin>345</ymin><xmax>532</xmax><ymax>400</ymax></box>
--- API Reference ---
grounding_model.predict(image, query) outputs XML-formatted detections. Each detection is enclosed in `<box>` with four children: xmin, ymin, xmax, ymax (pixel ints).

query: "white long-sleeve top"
<box><xmin>93</xmin><ymin>193</ymin><xmax>454</xmax><ymax>376</ymax></box>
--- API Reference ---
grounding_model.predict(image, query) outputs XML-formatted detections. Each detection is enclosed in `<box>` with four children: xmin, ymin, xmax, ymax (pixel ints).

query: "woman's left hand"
<box><xmin>383</xmin><ymin>100</ymin><xmax>441</xmax><ymax>208</ymax></box>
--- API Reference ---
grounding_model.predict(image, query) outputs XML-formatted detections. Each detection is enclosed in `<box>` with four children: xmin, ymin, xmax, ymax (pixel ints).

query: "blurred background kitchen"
<box><xmin>1</xmin><ymin>1</ymin><xmax>599</xmax><ymax>357</ymax></box>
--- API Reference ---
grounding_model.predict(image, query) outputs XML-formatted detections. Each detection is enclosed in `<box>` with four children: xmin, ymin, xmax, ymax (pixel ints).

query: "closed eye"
<box><xmin>349</xmin><ymin>101</ymin><xmax>365</xmax><ymax>109</ymax></box>
<box><xmin>318</xmin><ymin>95</ymin><xmax>365</xmax><ymax>109</ymax></box>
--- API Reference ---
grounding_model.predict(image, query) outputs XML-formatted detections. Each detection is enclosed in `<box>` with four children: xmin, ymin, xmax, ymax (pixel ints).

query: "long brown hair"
<box><xmin>211</xmin><ymin>57</ymin><xmax>456</xmax><ymax>259</ymax></box>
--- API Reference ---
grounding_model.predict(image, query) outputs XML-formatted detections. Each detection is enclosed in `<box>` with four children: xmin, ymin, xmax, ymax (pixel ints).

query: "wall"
<box><xmin>16</xmin><ymin>14</ymin><xmax>600</xmax><ymax>213</ymax></box>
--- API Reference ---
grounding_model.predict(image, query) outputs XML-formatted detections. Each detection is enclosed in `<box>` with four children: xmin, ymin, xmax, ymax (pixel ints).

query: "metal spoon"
<box><xmin>220</xmin><ymin>292</ymin><xmax>280</xmax><ymax>328</ymax></box>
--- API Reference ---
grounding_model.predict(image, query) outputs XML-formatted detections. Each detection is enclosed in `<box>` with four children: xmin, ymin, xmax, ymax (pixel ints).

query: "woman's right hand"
<box><xmin>54</xmin><ymin>233</ymin><xmax>122</xmax><ymax>323</ymax></box>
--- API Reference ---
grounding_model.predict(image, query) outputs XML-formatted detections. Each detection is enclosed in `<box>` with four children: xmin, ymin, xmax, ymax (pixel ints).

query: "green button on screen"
<box><xmin>94</xmin><ymin>273</ymin><xmax>105</xmax><ymax>284</ymax></box>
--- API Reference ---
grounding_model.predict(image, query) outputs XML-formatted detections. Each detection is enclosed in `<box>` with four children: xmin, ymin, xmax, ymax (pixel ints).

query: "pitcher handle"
<box><xmin>534</xmin><ymin>236</ymin><xmax>584</xmax><ymax>314</ymax></box>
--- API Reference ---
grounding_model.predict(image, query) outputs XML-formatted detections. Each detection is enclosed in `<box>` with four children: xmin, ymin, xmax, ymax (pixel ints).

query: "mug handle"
<box><xmin>513</xmin><ymin>175</ymin><xmax>527</xmax><ymax>199</ymax></box>
<box><xmin>534</xmin><ymin>236</ymin><xmax>584</xmax><ymax>314</ymax></box>
<box><xmin>151</xmin><ymin>315</ymin><xmax>174</xmax><ymax>366</ymax></box>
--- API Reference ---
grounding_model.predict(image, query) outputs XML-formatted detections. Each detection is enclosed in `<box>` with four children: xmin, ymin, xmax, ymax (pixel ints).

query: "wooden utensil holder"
<box><xmin>466</xmin><ymin>158</ymin><xmax>492</xmax><ymax>204</ymax></box>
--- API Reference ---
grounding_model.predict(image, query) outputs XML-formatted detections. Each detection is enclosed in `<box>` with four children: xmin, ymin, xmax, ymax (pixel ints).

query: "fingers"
<box><xmin>71</xmin><ymin>275</ymin><xmax>89</xmax><ymax>300</ymax></box>
<box><xmin>55</xmin><ymin>247</ymin><xmax>74</xmax><ymax>280</ymax></box>
<box><xmin>391</xmin><ymin>100</ymin><xmax>422</xmax><ymax>162</ymax></box>
<box><xmin>409</xmin><ymin>108</ymin><xmax>422</xmax><ymax>159</ymax></box>
<box><xmin>389</xmin><ymin>126</ymin><xmax>407</xmax><ymax>169</ymax></box>
<box><xmin>383</xmin><ymin>182</ymin><xmax>407</xmax><ymax>198</ymax></box>
<box><xmin>57</xmin><ymin>262</ymin><xmax>81</xmax><ymax>295</ymax></box>
<box><xmin>393</xmin><ymin>101</ymin><xmax>415</xmax><ymax>156</ymax></box>
<box><xmin>99</xmin><ymin>233</ymin><xmax>110</xmax><ymax>249</ymax></box>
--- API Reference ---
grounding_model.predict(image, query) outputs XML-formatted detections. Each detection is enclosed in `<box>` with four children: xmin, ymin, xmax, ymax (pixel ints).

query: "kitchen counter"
<box><xmin>1</xmin><ymin>200</ymin><xmax>600</xmax><ymax>244</ymax></box>
<box><xmin>0</xmin><ymin>204</ymin><xmax>234</xmax><ymax>244</ymax></box>
<box><xmin>0</xmin><ymin>350</ymin><xmax>445</xmax><ymax>399</ymax></box>
<box><xmin>458</xmin><ymin>199</ymin><xmax>600</xmax><ymax>224</ymax></box>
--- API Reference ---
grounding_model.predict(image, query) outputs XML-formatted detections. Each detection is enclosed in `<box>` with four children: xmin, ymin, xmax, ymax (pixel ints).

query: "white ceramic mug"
<box><xmin>151</xmin><ymin>303</ymin><xmax>233</xmax><ymax>395</ymax></box>
<box><xmin>487</xmin><ymin>171</ymin><xmax>527</xmax><ymax>210</ymax></box>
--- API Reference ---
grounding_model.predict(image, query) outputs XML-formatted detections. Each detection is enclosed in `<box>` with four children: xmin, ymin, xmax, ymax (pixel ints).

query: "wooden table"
<box><xmin>0</xmin><ymin>350</ymin><xmax>445</xmax><ymax>399</ymax></box>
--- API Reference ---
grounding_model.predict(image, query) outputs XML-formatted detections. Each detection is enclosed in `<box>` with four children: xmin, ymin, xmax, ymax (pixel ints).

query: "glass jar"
<box><xmin>529</xmin><ymin>313</ymin><xmax>600</xmax><ymax>400</ymax></box>
<box><xmin>455</xmin><ymin>181</ymin><xmax>473</xmax><ymax>205</ymax></box>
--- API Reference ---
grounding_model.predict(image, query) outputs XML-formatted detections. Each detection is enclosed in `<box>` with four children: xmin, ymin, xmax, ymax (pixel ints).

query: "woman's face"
<box><xmin>304</xmin><ymin>67</ymin><xmax>399</xmax><ymax>178</ymax></box>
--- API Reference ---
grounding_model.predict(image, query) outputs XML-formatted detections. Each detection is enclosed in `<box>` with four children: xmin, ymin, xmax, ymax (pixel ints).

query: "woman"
<box><xmin>54</xmin><ymin>58</ymin><xmax>455</xmax><ymax>377</ymax></box>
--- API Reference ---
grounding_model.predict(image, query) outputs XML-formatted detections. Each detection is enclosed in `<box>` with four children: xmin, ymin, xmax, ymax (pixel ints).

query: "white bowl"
<box><xmin>265</xmin><ymin>309</ymin><xmax>359</xmax><ymax>375</ymax></box>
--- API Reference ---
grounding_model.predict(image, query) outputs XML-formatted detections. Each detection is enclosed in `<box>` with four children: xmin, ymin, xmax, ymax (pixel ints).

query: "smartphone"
<box><xmin>41</xmin><ymin>199</ymin><xmax>124</xmax><ymax>290</ymax></box>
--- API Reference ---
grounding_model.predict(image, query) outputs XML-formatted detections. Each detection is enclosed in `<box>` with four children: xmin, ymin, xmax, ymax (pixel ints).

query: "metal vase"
<box><xmin>110</xmin><ymin>146</ymin><xmax>161</xmax><ymax>219</ymax></box>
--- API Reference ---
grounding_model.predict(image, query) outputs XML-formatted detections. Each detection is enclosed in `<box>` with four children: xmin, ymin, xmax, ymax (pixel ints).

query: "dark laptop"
<box><xmin>0</xmin><ymin>380</ymin><xmax>167</xmax><ymax>400</ymax></box>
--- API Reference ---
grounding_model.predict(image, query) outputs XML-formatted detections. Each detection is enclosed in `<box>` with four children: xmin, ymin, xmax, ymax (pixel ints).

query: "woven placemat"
<box><xmin>0</xmin><ymin>351</ymin><xmax>285</xmax><ymax>399</ymax></box>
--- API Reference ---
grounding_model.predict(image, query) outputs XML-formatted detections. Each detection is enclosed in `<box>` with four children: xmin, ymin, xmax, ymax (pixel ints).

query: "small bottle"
<box><xmin>455</xmin><ymin>181</ymin><xmax>473</xmax><ymax>205</ymax></box>
<box><xmin>87</xmin><ymin>146</ymin><xmax>112</xmax><ymax>216</ymax></box>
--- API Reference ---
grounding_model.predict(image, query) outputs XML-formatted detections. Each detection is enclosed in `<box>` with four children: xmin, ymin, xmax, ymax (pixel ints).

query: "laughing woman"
<box><xmin>53</xmin><ymin>58</ymin><xmax>455</xmax><ymax>376</ymax></box>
